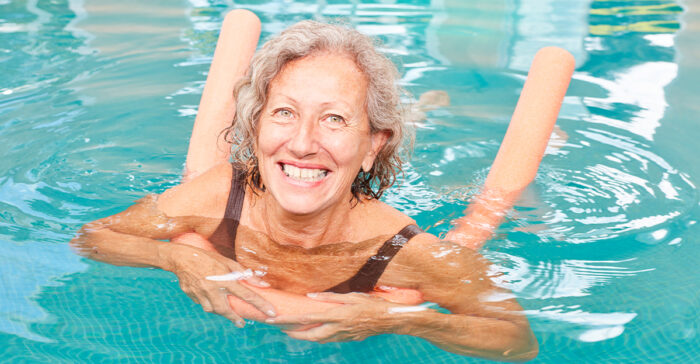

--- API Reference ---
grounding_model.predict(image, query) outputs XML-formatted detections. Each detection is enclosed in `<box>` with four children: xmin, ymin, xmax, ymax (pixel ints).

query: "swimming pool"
<box><xmin>1</xmin><ymin>0</ymin><xmax>698</xmax><ymax>362</ymax></box>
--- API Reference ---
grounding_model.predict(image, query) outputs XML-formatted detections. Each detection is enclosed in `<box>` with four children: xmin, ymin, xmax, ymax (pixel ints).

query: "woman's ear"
<box><xmin>362</xmin><ymin>130</ymin><xmax>391</xmax><ymax>173</ymax></box>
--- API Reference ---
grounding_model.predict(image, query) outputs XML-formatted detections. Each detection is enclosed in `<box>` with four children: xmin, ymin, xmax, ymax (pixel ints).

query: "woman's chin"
<box><xmin>267</xmin><ymin>177</ymin><xmax>344</xmax><ymax>216</ymax></box>
<box><xmin>275</xmin><ymin>196</ymin><xmax>329</xmax><ymax>216</ymax></box>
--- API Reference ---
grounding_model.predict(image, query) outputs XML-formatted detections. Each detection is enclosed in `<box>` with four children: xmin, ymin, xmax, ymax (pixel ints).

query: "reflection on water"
<box><xmin>0</xmin><ymin>0</ymin><xmax>94</xmax><ymax>342</ymax></box>
<box><xmin>0</xmin><ymin>0</ymin><xmax>698</xmax><ymax>362</ymax></box>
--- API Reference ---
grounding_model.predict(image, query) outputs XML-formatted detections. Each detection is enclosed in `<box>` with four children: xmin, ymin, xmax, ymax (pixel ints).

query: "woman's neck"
<box><xmin>252</xmin><ymin>191</ymin><xmax>356</xmax><ymax>249</ymax></box>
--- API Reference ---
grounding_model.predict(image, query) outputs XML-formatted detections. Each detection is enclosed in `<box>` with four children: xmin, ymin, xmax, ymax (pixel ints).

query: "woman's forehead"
<box><xmin>281</xmin><ymin>51</ymin><xmax>365</xmax><ymax>79</ymax></box>
<box><xmin>267</xmin><ymin>52</ymin><xmax>369</xmax><ymax>104</ymax></box>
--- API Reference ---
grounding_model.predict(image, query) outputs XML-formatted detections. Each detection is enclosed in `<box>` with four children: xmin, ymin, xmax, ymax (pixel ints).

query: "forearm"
<box><xmin>445</xmin><ymin>187</ymin><xmax>517</xmax><ymax>250</ymax></box>
<box><xmin>228</xmin><ymin>286</ymin><xmax>418</xmax><ymax>324</ymax></box>
<box><xmin>71</xmin><ymin>223</ymin><xmax>176</xmax><ymax>270</ymax></box>
<box><xmin>394</xmin><ymin>310</ymin><xmax>537</xmax><ymax>361</ymax></box>
<box><xmin>385</xmin><ymin>237</ymin><xmax>538</xmax><ymax>360</ymax></box>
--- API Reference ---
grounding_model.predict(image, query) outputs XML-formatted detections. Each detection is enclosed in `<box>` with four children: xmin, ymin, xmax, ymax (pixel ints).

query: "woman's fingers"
<box><xmin>182</xmin><ymin>288</ymin><xmax>200</xmax><ymax>305</ymax></box>
<box><xmin>204</xmin><ymin>267</ymin><xmax>276</xmax><ymax>316</ymax></box>
<box><xmin>197</xmin><ymin>283</ymin><xmax>247</xmax><ymax>327</ymax></box>
<box><xmin>226</xmin><ymin>282</ymin><xmax>277</xmax><ymax>317</ymax></box>
<box><xmin>179</xmin><ymin>278</ymin><xmax>204</xmax><ymax>306</ymax></box>
<box><xmin>216</xmin><ymin>264</ymin><xmax>271</xmax><ymax>288</ymax></box>
<box><xmin>199</xmin><ymin>298</ymin><xmax>214</xmax><ymax>313</ymax></box>
<box><xmin>223</xmin><ymin>262</ymin><xmax>271</xmax><ymax>288</ymax></box>
<box><xmin>173</xmin><ymin>251</ymin><xmax>275</xmax><ymax>325</ymax></box>
<box><xmin>243</xmin><ymin>276</ymin><xmax>271</xmax><ymax>288</ymax></box>
<box><xmin>209</xmin><ymin>288</ymin><xmax>246</xmax><ymax>327</ymax></box>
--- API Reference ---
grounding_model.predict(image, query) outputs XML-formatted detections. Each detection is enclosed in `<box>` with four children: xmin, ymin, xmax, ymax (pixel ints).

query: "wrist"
<box><xmin>156</xmin><ymin>241</ymin><xmax>185</xmax><ymax>272</ymax></box>
<box><xmin>391</xmin><ymin>308</ymin><xmax>442</xmax><ymax>336</ymax></box>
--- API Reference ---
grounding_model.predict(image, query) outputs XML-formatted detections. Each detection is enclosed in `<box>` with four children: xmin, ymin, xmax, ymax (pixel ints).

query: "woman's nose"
<box><xmin>287</xmin><ymin>117</ymin><xmax>319</xmax><ymax>157</ymax></box>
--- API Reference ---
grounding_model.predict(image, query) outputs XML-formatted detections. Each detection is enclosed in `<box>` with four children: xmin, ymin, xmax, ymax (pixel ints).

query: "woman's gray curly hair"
<box><xmin>224</xmin><ymin>20</ymin><xmax>413</xmax><ymax>200</ymax></box>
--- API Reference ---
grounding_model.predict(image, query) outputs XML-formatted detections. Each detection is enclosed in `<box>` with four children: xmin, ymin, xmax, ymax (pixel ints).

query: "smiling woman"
<box><xmin>67</xmin><ymin>9</ymin><xmax>577</xmax><ymax>361</ymax></box>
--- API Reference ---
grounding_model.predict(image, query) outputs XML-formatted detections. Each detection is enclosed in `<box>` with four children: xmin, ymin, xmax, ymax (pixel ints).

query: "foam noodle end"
<box><xmin>484</xmin><ymin>46</ymin><xmax>575</xmax><ymax>193</ymax></box>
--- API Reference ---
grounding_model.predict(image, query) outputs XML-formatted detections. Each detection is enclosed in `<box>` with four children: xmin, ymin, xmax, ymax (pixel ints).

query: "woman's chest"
<box><xmin>234</xmin><ymin>227</ymin><xmax>389</xmax><ymax>294</ymax></box>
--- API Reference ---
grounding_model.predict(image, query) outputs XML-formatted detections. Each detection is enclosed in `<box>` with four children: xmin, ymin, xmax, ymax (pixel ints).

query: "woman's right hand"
<box><xmin>165</xmin><ymin>244</ymin><xmax>277</xmax><ymax>327</ymax></box>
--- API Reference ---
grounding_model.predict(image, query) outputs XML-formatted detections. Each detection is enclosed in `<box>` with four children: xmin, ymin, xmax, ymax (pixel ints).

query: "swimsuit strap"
<box><xmin>326</xmin><ymin>224</ymin><xmax>424</xmax><ymax>293</ymax></box>
<box><xmin>216</xmin><ymin>163</ymin><xmax>246</xmax><ymax>261</ymax></box>
<box><xmin>225</xmin><ymin>165</ymin><xmax>246</xmax><ymax>222</ymax></box>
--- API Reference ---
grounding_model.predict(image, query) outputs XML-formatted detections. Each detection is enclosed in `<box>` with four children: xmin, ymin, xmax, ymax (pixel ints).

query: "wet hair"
<box><xmin>224</xmin><ymin>20</ymin><xmax>413</xmax><ymax>200</ymax></box>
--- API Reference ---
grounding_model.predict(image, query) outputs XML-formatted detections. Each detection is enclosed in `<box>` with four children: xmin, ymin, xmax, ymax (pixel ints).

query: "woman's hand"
<box><xmin>166</xmin><ymin>244</ymin><xmax>277</xmax><ymax>327</ymax></box>
<box><xmin>265</xmin><ymin>292</ymin><xmax>426</xmax><ymax>343</ymax></box>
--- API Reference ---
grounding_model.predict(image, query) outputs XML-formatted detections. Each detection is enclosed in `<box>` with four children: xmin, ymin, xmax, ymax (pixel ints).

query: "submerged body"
<box><xmin>78</xmin><ymin>161</ymin><xmax>537</xmax><ymax>359</ymax></box>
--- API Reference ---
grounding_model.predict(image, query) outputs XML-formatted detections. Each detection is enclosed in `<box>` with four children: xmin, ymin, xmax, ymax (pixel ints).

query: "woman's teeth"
<box><xmin>282</xmin><ymin>164</ymin><xmax>328</xmax><ymax>182</ymax></box>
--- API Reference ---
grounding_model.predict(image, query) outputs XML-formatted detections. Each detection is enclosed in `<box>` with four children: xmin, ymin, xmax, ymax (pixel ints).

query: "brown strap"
<box><xmin>225</xmin><ymin>166</ymin><xmax>246</xmax><ymax>221</ymax></box>
<box><xmin>326</xmin><ymin>224</ymin><xmax>423</xmax><ymax>293</ymax></box>
<box><xmin>218</xmin><ymin>164</ymin><xmax>246</xmax><ymax>261</ymax></box>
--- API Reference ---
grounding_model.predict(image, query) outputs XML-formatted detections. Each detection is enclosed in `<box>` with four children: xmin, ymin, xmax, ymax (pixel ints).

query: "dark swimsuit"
<box><xmin>211</xmin><ymin>165</ymin><xmax>423</xmax><ymax>293</ymax></box>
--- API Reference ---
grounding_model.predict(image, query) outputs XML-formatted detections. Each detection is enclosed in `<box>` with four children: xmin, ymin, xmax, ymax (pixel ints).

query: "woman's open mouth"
<box><xmin>280</xmin><ymin>163</ymin><xmax>329</xmax><ymax>182</ymax></box>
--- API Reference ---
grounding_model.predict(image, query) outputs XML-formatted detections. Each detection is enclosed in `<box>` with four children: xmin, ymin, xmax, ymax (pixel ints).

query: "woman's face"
<box><xmin>256</xmin><ymin>52</ymin><xmax>386</xmax><ymax>216</ymax></box>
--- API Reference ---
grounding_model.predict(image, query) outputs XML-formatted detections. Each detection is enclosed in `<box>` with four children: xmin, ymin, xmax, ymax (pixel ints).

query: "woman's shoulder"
<box><xmin>352</xmin><ymin>198</ymin><xmax>417</xmax><ymax>238</ymax></box>
<box><xmin>357</xmin><ymin>198</ymin><xmax>448</xmax><ymax>249</ymax></box>
<box><xmin>157</xmin><ymin>162</ymin><xmax>233</xmax><ymax>219</ymax></box>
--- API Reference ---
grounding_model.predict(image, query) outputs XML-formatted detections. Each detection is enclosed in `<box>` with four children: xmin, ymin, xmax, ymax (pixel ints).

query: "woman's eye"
<box><xmin>325</xmin><ymin>115</ymin><xmax>345</xmax><ymax>124</ymax></box>
<box><xmin>275</xmin><ymin>109</ymin><xmax>293</xmax><ymax>118</ymax></box>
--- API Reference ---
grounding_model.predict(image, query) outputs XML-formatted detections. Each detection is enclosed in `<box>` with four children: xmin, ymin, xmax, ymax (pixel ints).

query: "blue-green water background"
<box><xmin>1</xmin><ymin>0</ymin><xmax>699</xmax><ymax>362</ymax></box>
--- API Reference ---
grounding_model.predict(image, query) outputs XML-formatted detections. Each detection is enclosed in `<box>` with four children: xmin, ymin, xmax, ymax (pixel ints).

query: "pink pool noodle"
<box><xmin>446</xmin><ymin>47</ymin><xmax>574</xmax><ymax>248</ymax></box>
<box><xmin>485</xmin><ymin>47</ymin><xmax>575</xmax><ymax>192</ymax></box>
<box><xmin>184</xmin><ymin>10</ymin><xmax>261</xmax><ymax>180</ymax></box>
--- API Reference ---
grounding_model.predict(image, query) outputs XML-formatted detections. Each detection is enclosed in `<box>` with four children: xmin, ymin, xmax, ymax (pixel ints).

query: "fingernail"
<box><xmin>266</xmin><ymin>309</ymin><xmax>277</xmax><ymax>317</ymax></box>
<box><xmin>258</xmin><ymin>281</ymin><xmax>270</xmax><ymax>287</ymax></box>
<box><xmin>306</xmin><ymin>292</ymin><xmax>318</xmax><ymax>298</ymax></box>
<box><xmin>235</xmin><ymin>320</ymin><xmax>245</xmax><ymax>328</ymax></box>
<box><xmin>265</xmin><ymin>318</ymin><xmax>275</xmax><ymax>323</ymax></box>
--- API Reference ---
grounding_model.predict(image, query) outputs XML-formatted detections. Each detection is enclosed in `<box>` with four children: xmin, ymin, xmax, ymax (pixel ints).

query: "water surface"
<box><xmin>1</xmin><ymin>0</ymin><xmax>698</xmax><ymax>362</ymax></box>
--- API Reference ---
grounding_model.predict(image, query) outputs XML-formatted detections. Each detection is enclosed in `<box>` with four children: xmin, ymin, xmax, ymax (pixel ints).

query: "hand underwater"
<box><xmin>266</xmin><ymin>292</ymin><xmax>433</xmax><ymax>343</ymax></box>
<box><xmin>167</xmin><ymin>244</ymin><xmax>277</xmax><ymax>327</ymax></box>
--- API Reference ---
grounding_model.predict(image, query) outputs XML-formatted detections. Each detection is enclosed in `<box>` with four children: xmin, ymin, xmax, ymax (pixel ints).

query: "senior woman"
<box><xmin>70</xmin><ymin>10</ymin><xmax>561</xmax><ymax>361</ymax></box>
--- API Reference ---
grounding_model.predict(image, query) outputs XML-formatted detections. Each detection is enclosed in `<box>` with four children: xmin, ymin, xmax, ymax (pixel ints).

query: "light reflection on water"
<box><xmin>0</xmin><ymin>0</ymin><xmax>698</xmax><ymax>362</ymax></box>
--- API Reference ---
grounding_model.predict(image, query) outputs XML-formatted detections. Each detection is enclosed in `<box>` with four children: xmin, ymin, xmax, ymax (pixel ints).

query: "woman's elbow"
<box><xmin>502</xmin><ymin>324</ymin><xmax>539</xmax><ymax>362</ymax></box>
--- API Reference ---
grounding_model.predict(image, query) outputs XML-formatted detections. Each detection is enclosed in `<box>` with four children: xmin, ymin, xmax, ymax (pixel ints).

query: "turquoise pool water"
<box><xmin>1</xmin><ymin>0</ymin><xmax>698</xmax><ymax>362</ymax></box>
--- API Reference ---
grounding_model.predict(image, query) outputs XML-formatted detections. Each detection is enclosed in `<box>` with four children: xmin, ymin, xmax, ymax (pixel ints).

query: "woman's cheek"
<box><xmin>323</xmin><ymin>132</ymin><xmax>366</xmax><ymax>163</ymax></box>
<box><xmin>258</xmin><ymin>122</ymin><xmax>291</xmax><ymax>152</ymax></box>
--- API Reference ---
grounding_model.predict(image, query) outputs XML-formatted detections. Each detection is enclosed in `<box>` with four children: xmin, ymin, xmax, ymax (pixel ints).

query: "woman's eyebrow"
<box><xmin>319</xmin><ymin>101</ymin><xmax>354</xmax><ymax>112</ymax></box>
<box><xmin>269</xmin><ymin>93</ymin><xmax>299</xmax><ymax>105</ymax></box>
<box><xmin>271</xmin><ymin>93</ymin><xmax>354</xmax><ymax>113</ymax></box>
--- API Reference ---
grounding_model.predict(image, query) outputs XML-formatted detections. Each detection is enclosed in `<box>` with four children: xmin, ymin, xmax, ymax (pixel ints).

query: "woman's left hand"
<box><xmin>265</xmin><ymin>292</ymin><xmax>419</xmax><ymax>343</ymax></box>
